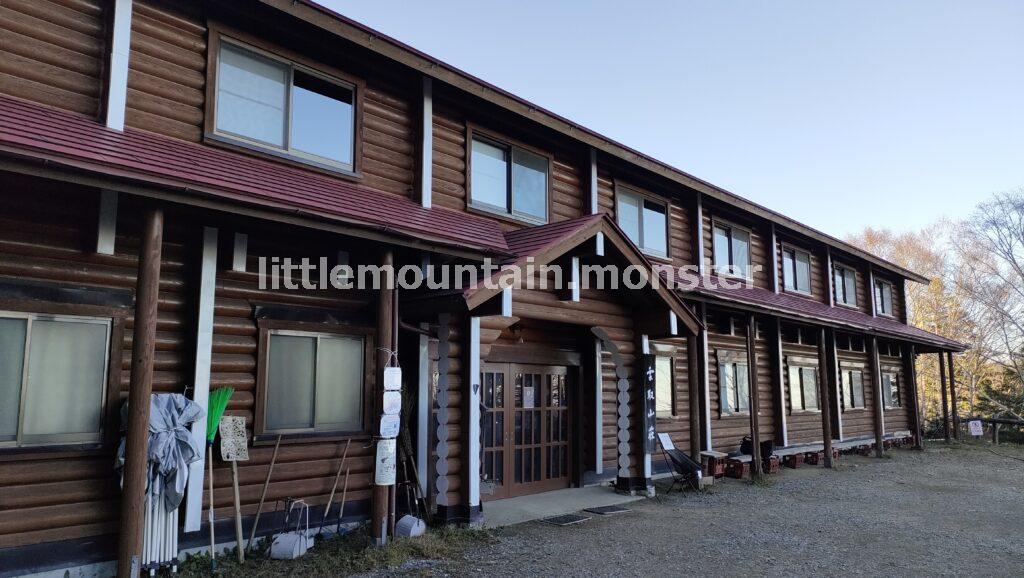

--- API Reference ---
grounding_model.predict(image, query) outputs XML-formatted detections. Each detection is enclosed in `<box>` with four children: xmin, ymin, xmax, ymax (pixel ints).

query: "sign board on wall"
<box><xmin>641</xmin><ymin>353</ymin><xmax>656</xmax><ymax>454</ymax></box>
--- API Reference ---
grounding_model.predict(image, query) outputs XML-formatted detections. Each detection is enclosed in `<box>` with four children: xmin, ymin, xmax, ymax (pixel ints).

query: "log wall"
<box><xmin>0</xmin><ymin>0</ymin><xmax>107</xmax><ymax>118</ymax></box>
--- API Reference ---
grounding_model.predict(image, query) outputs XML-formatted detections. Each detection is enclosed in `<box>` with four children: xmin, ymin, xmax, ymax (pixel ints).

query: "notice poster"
<box><xmin>969</xmin><ymin>420</ymin><xmax>984</xmax><ymax>437</ymax></box>
<box><xmin>375</xmin><ymin>438</ymin><xmax>397</xmax><ymax>485</ymax></box>
<box><xmin>219</xmin><ymin>416</ymin><xmax>249</xmax><ymax>461</ymax></box>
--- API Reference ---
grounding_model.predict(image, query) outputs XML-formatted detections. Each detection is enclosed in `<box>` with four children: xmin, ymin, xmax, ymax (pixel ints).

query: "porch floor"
<box><xmin>482</xmin><ymin>485</ymin><xmax>643</xmax><ymax>528</ymax></box>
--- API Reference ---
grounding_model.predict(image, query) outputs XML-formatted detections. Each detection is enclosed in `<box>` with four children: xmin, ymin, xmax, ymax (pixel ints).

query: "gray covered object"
<box><xmin>116</xmin><ymin>393</ymin><xmax>205</xmax><ymax>512</ymax></box>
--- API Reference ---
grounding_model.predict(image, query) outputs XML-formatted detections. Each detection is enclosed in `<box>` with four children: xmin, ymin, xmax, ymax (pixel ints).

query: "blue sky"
<box><xmin>322</xmin><ymin>1</ymin><xmax>1024</xmax><ymax>237</ymax></box>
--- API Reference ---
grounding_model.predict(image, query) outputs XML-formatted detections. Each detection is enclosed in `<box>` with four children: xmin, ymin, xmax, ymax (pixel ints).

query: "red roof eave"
<box><xmin>690</xmin><ymin>278</ymin><xmax>966</xmax><ymax>351</ymax></box>
<box><xmin>0</xmin><ymin>95</ymin><xmax>509</xmax><ymax>257</ymax></box>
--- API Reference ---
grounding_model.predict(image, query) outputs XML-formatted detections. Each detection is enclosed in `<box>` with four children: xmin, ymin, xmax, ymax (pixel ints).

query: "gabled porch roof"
<box><xmin>463</xmin><ymin>213</ymin><xmax>704</xmax><ymax>335</ymax></box>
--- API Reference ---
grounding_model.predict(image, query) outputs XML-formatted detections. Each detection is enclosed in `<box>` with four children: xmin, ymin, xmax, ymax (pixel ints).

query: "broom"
<box><xmin>206</xmin><ymin>387</ymin><xmax>234</xmax><ymax>571</ymax></box>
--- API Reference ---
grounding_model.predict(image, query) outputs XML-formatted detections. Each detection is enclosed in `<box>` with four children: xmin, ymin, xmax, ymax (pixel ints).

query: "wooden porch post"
<box><xmin>371</xmin><ymin>249</ymin><xmax>395</xmax><ymax>545</ymax></box>
<box><xmin>868</xmin><ymin>336</ymin><xmax>885</xmax><ymax>458</ymax></box>
<box><xmin>116</xmin><ymin>209</ymin><xmax>163</xmax><ymax>578</ymax></box>
<box><xmin>947</xmin><ymin>351</ymin><xmax>959</xmax><ymax>440</ymax></box>
<box><xmin>816</xmin><ymin>328</ymin><xmax>835</xmax><ymax>468</ymax></box>
<box><xmin>939</xmin><ymin>351</ymin><xmax>950</xmax><ymax>442</ymax></box>
<box><xmin>746</xmin><ymin>314</ymin><xmax>763</xmax><ymax>476</ymax></box>
<box><xmin>904</xmin><ymin>344</ymin><xmax>924</xmax><ymax>449</ymax></box>
<box><xmin>687</xmin><ymin>332</ymin><xmax>702</xmax><ymax>460</ymax></box>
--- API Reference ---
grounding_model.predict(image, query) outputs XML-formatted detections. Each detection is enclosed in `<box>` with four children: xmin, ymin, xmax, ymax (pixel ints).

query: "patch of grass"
<box><xmin>176</xmin><ymin>525</ymin><xmax>497</xmax><ymax>577</ymax></box>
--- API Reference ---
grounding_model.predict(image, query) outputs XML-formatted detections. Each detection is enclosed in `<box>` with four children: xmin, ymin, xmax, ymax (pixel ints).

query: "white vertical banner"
<box><xmin>185</xmin><ymin>227</ymin><xmax>217</xmax><ymax>532</ymax></box>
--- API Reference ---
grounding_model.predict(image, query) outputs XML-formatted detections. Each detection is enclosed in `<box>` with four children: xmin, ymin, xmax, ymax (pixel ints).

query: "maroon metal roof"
<box><xmin>0</xmin><ymin>95</ymin><xmax>508</xmax><ymax>255</ymax></box>
<box><xmin>692</xmin><ymin>276</ymin><xmax>965</xmax><ymax>351</ymax></box>
<box><xmin>503</xmin><ymin>213</ymin><xmax>604</xmax><ymax>262</ymax></box>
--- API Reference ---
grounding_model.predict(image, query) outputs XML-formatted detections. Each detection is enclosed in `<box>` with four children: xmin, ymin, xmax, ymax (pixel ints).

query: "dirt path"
<box><xmin>379</xmin><ymin>443</ymin><xmax>1024</xmax><ymax>577</ymax></box>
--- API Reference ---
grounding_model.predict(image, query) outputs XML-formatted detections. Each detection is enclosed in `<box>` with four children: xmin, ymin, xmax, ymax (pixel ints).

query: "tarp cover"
<box><xmin>117</xmin><ymin>393</ymin><xmax>205</xmax><ymax>512</ymax></box>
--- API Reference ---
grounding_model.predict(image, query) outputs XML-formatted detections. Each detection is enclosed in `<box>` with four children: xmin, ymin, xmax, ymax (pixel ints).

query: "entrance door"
<box><xmin>481</xmin><ymin>363</ymin><xmax>572</xmax><ymax>500</ymax></box>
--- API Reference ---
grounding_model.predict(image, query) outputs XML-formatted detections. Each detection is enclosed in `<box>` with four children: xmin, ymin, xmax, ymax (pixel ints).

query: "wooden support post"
<box><xmin>687</xmin><ymin>332</ymin><xmax>702</xmax><ymax>460</ymax></box>
<box><xmin>817</xmin><ymin>328</ymin><xmax>835</xmax><ymax>468</ymax></box>
<box><xmin>947</xmin><ymin>351</ymin><xmax>959</xmax><ymax>440</ymax></box>
<box><xmin>769</xmin><ymin>316</ymin><xmax>787</xmax><ymax>447</ymax></box>
<box><xmin>939</xmin><ymin>351</ymin><xmax>950</xmax><ymax>442</ymax></box>
<box><xmin>116</xmin><ymin>209</ymin><xmax>163</xmax><ymax>578</ymax></box>
<box><xmin>826</xmin><ymin>329</ymin><xmax>843</xmax><ymax>440</ymax></box>
<box><xmin>904</xmin><ymin>344</ymin><xmax>924</xmax><ymax>449</ymax></box>
<box><xmin>868</xmin><ymin>336</ymin><xmax>885</xmax><ymax>458</ymax></box>
<box><xmin>746</xmin><ymin>314</ymin><xmax>763</xmax><ymax>477</ymax></box>
<box><xmin>371</xmin><ymin>249</ymin><xmax>395</xmax><ymax>545</ymax></box>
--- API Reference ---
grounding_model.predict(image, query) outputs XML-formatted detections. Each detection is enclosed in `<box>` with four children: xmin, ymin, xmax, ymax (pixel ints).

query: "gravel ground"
<box><xmin>373</xmin><ymin>443</ymin><xmax>1024</xmax><ymax>577</ymax></box>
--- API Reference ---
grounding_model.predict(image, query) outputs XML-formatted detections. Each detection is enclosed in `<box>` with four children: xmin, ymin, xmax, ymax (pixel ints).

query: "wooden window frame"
<box><xmin>781</xmin><ymin>243</ymin><xmax>812</xmax><ymax>296</ymax></box>
<box><xmin>711</xmin><ymin>217</ymin><xmax>753</xmax><ymax>281</ymax></box>
<box><xmin>839</xmin><ymin>364</ymin><xmax>867</xmax><ymax>411</ymax></box>
<box><xmin>0</xmin><ymin>300</ymin><xmax>125</xmax><ymax>456</ymax></box>
<box><xmin>614</xmin><ymin>183</ymin><xmax>671</xmax><ymax>261</ymax></box>
<box><xmin>717</xmin><ymin>349</ymin><xmax>750</xmax><ymax>417</ymax></box>
<box><xmin>465</xmin><ymin>124</ymin><xmax>552</xmax><ymax>226</ymax></box>
<box><xmin>254</xmin><ymin>318</ymin><xmax>375</xmax><ymax>443</ymax></box>
<box><xmin>833</xmin><ymin>262</ymin><xmax>858</xmax><ymax>309</ymax></box>
<box><xmin>786</xmin><ymin>356</ymin><xmax>821</xmax><ymax>414</ymax></box>
<box><xmin>204</xmin><ymin>24</ymin><xmax>366</xmax><ymax>179</ymax></box>
<box><xmin>653</xmin><ymin>343</ymin><xmax>677</xmax><ymax>419</ymax></box>
<box><xmin>874</xmin><ymin>278</ymin><xmax>895</xmax><ymax>317</ymax></box>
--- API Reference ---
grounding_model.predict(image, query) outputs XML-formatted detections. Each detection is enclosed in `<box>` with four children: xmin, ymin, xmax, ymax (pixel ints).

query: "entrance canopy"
<box><xmin>462</xmin><ymin>213</ymin><xmax>703</xmax><ymax>336</ymax></box>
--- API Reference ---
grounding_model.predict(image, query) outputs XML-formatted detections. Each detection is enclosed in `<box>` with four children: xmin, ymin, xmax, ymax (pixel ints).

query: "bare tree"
<box><xmin>952</xmin><ymin>189</ymin><xmax>1024</xmax><ymax>405</ymax></box>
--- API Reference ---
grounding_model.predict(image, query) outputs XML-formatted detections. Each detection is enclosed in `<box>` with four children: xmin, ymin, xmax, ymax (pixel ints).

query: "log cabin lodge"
<box><xmin>0</xmin><ymin>1</ymin><xmax>966</xmax><ymax>575</ymax></box>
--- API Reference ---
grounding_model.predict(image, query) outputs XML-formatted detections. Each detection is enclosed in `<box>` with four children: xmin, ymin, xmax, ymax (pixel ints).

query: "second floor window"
<box><xmin>617</xmin><ymin>188</ymin><xmax>668</xmax><ymax>258</ymax></box>
<box><xmin>787</xmin><ymin>361</ymin><xmax>820</xmax><ymax>412</ymax></box>
<box><xmin>833</xmin><ymin>264</ymin><xmax>857</xmax><ymax>307</ymax></box>
<box><xmin>713</xmin><ymin>222</ymin><xmax>750</xmax><ymax>278</ymax></box>
<box><xmin>875</xmin><ymin>279</ymin><xmax>894</xmax><ymax>316</ymax></box>
<box><xmin>840</xmin><ymin>368</ymin><xmax>865</xmax><ymax>410</ymax></box>
<box><xmin>782</xmin><ymin>246</ymin><xmax>811</xmax><ymax>294</ymax></box>
<box><xmin>470</xmin><ymin>137</ymin><xmax>548</xmax><ymax>223</ymax></box>
<box><xmin>215</xmin><ymin>41</ymin><xmax>356</xmax><ymax>171</ymax></box>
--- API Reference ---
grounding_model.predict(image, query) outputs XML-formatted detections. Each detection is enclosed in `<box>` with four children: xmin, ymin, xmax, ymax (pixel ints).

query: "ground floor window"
<box><xmin>0</xmin><ymin>312</ymin><xmax>111</xmax><ymax>447</ymax></box>
<box><xmin>655</xmin><ymin>356</ymin><xmax>674</xmax><ymax>418</ymax></box>
<box><xmin>840</xmin><ymin>367</ymin><xmax>866</xmax><ymax>410</ymax></box>
<box><xmin>881</xmin><ymin>371</ymin><xmax>901</xmax><ymax>408</ymax></box>
<box><xmin>717</xmin><ymin>350</ymin><xmax>749</xmax><ymax>415</ymax></box>
<box><xmin>787</xmin><ymin>359</ymin><xmax>820</xmax><ymax>412</ymax></box>
<box><xmin>261</xmin><ymin>329</ymin><xmax>367</xmax><ymax>435</ymax></box>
